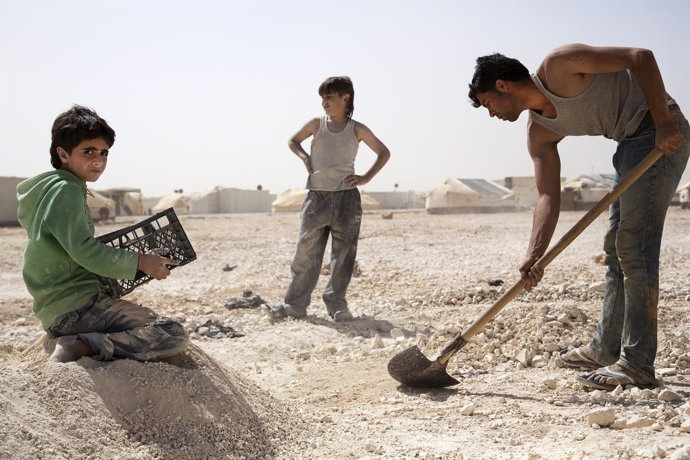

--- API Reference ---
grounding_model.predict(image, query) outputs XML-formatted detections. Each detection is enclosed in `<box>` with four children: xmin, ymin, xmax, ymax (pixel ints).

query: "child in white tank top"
<box><xmin>267</xmin><ymin>76</ymin><xmax>391</xmax><ymax>322</ymax></box>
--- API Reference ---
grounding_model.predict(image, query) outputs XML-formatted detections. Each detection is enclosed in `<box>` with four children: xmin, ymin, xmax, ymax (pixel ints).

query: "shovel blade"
<box><xmin>387</xmin><ymin>345</ymin><xmax>459</xmax><ymax>388</ymax></box>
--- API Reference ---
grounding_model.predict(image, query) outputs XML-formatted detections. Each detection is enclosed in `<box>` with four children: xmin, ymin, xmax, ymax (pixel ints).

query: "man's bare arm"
<box><xmin>521</xmin><ymin>119</ymin><xmax>564</xmax><ymax>287</ymax></box>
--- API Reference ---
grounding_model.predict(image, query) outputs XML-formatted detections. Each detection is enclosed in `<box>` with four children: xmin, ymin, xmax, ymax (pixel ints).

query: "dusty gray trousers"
<box><xmin>48</xmin><ymin>292</ymin><xmax>188</xmax><ymax>361</ymax></box>
<box><xmin>285</xmin><ymin>189</ymin><xmax>362</xmax><ymax>315</ymax></box>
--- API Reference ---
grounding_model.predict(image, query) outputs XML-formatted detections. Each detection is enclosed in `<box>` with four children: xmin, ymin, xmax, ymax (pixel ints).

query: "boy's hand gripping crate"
<box><xmin>96</xmin><ymin>208</ymin><xmax>197</xmax><ymax>298</ymax></box>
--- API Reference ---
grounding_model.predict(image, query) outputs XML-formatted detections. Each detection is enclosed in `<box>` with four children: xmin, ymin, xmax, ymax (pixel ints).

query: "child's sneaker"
<box><xmin>284</xmin><ymin>304</ymin><xmax>307</xmax><ymax>319</ymax></box>
<box><xmin>266</xmin><ymin>304</ymin><xmax>287</xmax><ymax>320</ymax></box>
<box><xmin>332</xmin><ymin>310</ymin><xmax>353</xmax><ymax>322</ymax></box>
<box><xmin>266</xmin><ymin>303</ymin><xmax>307</xmax><ymax>320</ymax></box>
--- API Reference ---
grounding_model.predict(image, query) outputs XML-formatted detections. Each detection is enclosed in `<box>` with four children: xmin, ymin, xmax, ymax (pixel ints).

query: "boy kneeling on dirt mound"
<box><xmin>267</xmin><ymin>76</ymin><xmax>391</xmax><ymax>322</ymax></box>
<box><xmin>17</xmin><ymin>105</ymin><xmax>188</xmax><ymax>363</ymax></box>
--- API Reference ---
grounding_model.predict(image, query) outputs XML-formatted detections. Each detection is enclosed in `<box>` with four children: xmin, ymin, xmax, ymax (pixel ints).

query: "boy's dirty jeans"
<box><xmin>285</xmin><ymin>189</ymin><xmax>362</xmax><ymax>316</ymax></box>
<box><xmin>48</xmin><ymin>292</ymin><xmax>188</xmax><ymax>361</ymax></box>
<box><xmin>589</xmin><ymin>105</ymin><xmax>690</xmax><ymax>382</ymax></box>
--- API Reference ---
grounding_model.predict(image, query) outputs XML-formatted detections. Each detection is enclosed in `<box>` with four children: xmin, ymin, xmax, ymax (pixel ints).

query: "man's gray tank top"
<box><xmin>529</xmin><ymin>71</ymin><xmax>675</xmax><ymax>142</ymax></box>
<box><xmin>307</xmin><ymin>117</ymin><xmax>359</xmax><ymax>191</ymax></box>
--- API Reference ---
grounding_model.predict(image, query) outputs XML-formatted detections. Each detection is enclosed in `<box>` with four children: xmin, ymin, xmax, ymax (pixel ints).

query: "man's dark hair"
<box><xmin>50</xmin><ymin>105</ymin><xmax>115</xmax><ymax>169</ymax></box>
<box><xmin>468</xmin><ymin>53</ymin><xmax>530</xmax><ymax>107</ymax></box>
<box><xmin>319</xmin><ymin>76</ymin><xmax>355</xmax><ymax>118</ymax></box>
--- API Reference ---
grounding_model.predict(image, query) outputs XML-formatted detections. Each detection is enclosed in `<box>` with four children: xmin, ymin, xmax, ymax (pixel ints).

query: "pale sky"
<box><xmin>2</xmin><ymin>0</ymin><xmax>689</xmax><ymax>197</ymax></box>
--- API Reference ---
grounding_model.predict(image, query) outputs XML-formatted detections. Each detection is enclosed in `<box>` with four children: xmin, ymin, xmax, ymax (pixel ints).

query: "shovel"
<box><xmin>388</xmin><ymin>148</ymin><xmax>666</xmax><ymax>388</ymax></box>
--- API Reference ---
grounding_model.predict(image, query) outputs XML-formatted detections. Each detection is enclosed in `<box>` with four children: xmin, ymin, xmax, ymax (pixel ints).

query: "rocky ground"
<box><xmin>1</xmin><ymin>209</ymin><xmax>689</xmax><ymax>459</ymax></box>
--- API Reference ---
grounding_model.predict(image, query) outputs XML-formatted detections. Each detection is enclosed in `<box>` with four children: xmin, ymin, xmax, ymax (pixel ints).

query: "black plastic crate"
<box><xmin>96</xmin><ymin>208</ymin><xmax>197</xmax><ymax>298</ymax></box>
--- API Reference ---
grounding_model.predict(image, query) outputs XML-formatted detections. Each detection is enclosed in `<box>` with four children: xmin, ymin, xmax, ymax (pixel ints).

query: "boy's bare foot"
<box><xmin>49</xmin><ymin>336</ymin><xmax>93</xmax><ymax>363</ymax></box>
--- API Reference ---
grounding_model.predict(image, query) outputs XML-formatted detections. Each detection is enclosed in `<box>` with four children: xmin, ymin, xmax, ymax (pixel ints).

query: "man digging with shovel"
<box><xmin>467</xmin><ymin>44</ymin><xmax>689</xmax><ymax>390</ymax></box>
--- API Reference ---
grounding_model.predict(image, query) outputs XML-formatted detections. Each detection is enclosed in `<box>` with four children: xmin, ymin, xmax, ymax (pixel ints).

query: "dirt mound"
<box><xmin>0</xmin><ymin>341</ymin><xmax>308</xmax><ymax>460</ymax></box>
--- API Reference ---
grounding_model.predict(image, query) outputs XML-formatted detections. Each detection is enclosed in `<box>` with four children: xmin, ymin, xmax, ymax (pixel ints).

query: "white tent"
<box><xmin>86</xmin><ymin>190</ymin><xmax>116</xmax><ymax>221</ymax></box>
<box><xmin>272</xmin><ymin>189</ymin><xmax>306</xmax><ymax>212</ymax></box>
<box><xmin>272</xmin><ymin>189</ymin><xmax>381</xmax><ymax>213</ymax></box>
<box><xmin>360</xmin><ymin>193</ymin><xmax>381</xmax><ymax>210</ymax></box>
<box><xmin>561</xmin><ymin>174</ymin><xmax>615</xmax><ymax>210</ymax></box>
<box><xmin>152</xmin><ymin>192</ymin><xmax>191</xmax><ymax>215</ymax></box>
<box><xmin>425</xmin><ymin>178</ymin><xmax>517</xmax><ymax>214</ymax></box>
<box><xmin>187</xmin><ymin>187</ymin><xmax>275</xmax><ymax>214</ymax></box>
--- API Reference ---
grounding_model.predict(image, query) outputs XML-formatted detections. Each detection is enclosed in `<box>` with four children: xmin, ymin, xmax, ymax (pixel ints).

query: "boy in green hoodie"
<box><xmin>17</xmin><ymin>105</ymin><xmax>188</xmax><ymax>363</ymax></box>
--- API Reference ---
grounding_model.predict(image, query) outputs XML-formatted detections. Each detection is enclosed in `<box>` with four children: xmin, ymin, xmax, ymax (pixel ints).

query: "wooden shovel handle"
<box><xmin>437</xmin><ymin>148</ymin><xmax>665</xmax><ymax>363</ymax></box>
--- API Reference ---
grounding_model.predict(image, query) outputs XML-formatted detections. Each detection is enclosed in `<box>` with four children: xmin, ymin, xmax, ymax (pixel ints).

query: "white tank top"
<box><xmin>306</xmin><ymin>117</ymin><xmax>360</xmax><ymax>191</ymax></box>
<box><xmin>529</xmin><ymin>71</ymin><xmax>675</xmax><ymax>142</ymax></box>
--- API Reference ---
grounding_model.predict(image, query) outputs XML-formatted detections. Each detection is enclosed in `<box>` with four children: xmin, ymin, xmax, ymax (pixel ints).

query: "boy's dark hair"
<box><xmin>468</xmin><ymin>53</ymin><xmax>530</xmax><ymax>107</ymax></box>
<box><xmin>319</xmin><ymin>76</ymin><xmax>355</xmax><ymax>118</ymax></box>
<box><xmin>50</xmin><ymin>105</ymin><xmax>116</xmax><ymax>169</ymax></box>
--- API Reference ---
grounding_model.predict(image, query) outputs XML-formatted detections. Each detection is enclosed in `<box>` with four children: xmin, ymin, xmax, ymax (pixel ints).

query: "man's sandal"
<box><xmin>557</xmin><ymin>347</ymin><xmax>602</xmax><ymax>370</ymax></box>
<box><xmin>576</xmin><ymin>365</ymin><xmax>659</xmax><ymax>391</ymax></box>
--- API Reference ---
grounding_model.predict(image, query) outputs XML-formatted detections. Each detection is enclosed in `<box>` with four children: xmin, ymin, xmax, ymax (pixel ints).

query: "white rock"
<box><xmin>371</xmin><ymin>334</ymin><xmax>384</xmax><ymax>349</ymax></box>
<box><xmin>681</xmin><ymin>402</ymin><xmax>690</xmax><ymax>416</ymax></box>
<box><xmin>626</xmin><ymin>416</ymin><xmax>654</xmax><ymax>429</ymax></box>
<box><xmin>531</xmin><ymin>355</ymin><xmax>546</xmax><ymax>368</ymax></box>
<box><xmin>639</xmin><ymin>388</ymin><xmax>657</xmax><ymax>400</ymax></box>
<box><xmin>653</xmin><ymin>445</ymin><xmax>667</xmax><ymax>458</ymax></box>
<box><xmin>516</xmin><ymin>349</ymin><xmax>532</xmax><ymax>366</ymax></box>
<box><xmin>587</xmin><ymin>408</ymin><xmax>615</xmax><ymax>427</ymax></box>
<box><xmin>542</xmin><ymin>378</ymin><xmax>558</xmax><ymax>390</ymax></box>
<box><xmin>611</xmin><ymin>419</ymin><xmax>627</xmax><ymax>430</ymax></box>
<box><xmin>658</xmin><ymin>389</ymin><xmax>684</xmax><ymax>402</ymax></box>
<box><xmin>682</xmin><ymin>420</ymin><xmax>690</xmax><ymax>433</ymax></box>
<box><xmin>543</xmin><ymin>343</ymin><xmax>560</xmax><ymax>353</ymax></box>
<box><xmin>611</xmin><ymin>384</ymin><xmax>624</xmax><ymax>396</ymax></box>
<box><xmin>390</xmin><ymin>328</ymin><xmax>405</xmax><ymax>339</ymax></box>
<box><xmin>658</xmin><ymin>367</ymin><xmax>677</xmax><ymax>376</ymax></box>
<box><xmin>460</xmin><ymin>402</ymin><xmax>476</xmax><ymax>416</ymax></box>
<box><xmin>590</xmin><ymin>390</ymin><xmax>608</xmax><ymax>402</ymax></box>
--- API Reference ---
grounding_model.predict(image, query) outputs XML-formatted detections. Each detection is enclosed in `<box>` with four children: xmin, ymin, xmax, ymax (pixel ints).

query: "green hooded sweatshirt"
<box><xmin>16</xmin><ymin>170</ymin><xmax>139</xmax><ymax>330</ymax></box>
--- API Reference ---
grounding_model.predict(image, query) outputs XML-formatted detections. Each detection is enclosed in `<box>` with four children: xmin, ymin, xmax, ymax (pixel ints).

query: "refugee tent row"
<box><xmin>271</xmin><ymin>189</ymin><xmax>381</xmax><ymax>212</ymax></box>
<box><xmin>147</xmin><ymin>188</ymin><xmax>384</xmax><ymax>215</ymax></box>
<box><xmin>145</xmin><ymin>187</ymin><xmax>276</xmax><ymax>215</ymax></box>
<box><xmin>422</xmin><ymin>174</ymin><xmax>626</xmax><ymax>213</ymax></box>
<box><xmin>425</xmin><ymin>178</ymin><xmax>519</xmax><ymax>214</ymax></box>
<box><xmin>9</xmin><ymin>173</ymin><xmax>687</xmax><ymax>224</ymax></box>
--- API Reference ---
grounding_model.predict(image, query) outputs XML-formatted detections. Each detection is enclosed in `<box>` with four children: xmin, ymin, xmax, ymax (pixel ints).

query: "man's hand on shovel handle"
<box><xmin>519</xmin><ymin>256</ymin><xmax>544</xmax><ymax>290</ymax></box>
